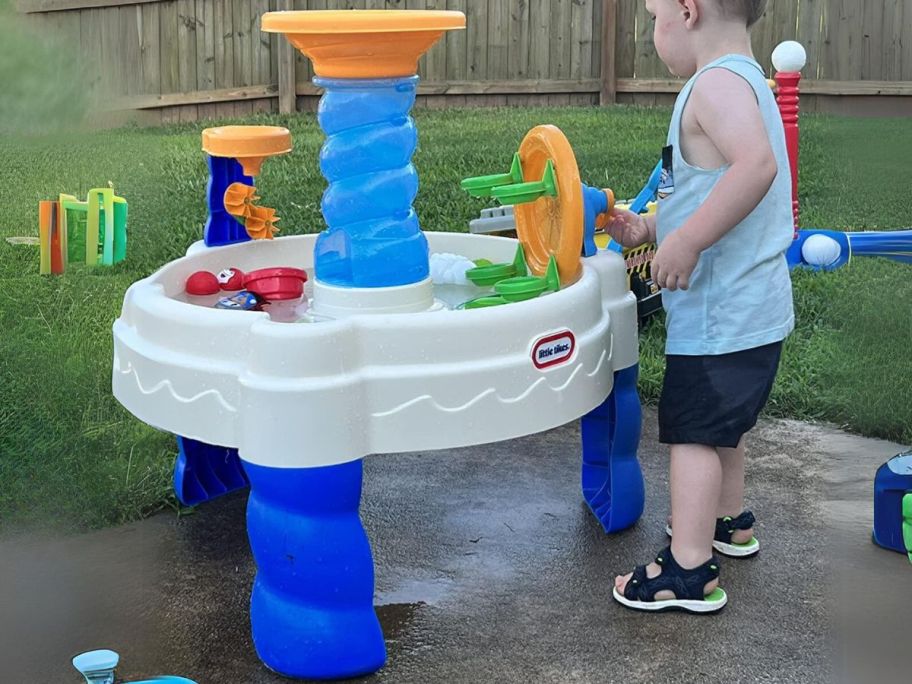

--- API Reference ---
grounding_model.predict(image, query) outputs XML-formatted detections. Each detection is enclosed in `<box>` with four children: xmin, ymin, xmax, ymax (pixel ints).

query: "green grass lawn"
<box><xmin>1</xmin><ymin>107</ymin><xmax>910</xmax><ymax>532</ymax></box>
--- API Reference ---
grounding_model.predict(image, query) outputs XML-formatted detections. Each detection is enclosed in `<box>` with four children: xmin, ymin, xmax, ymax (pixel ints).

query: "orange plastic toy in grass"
<box><xmin>202</xmin><ymin>125</ymin><xmax>292</xmax><ymax>177</ymax></box>
<box><xmin>261</xmin><ymin>10</ymin><xmax>465</xmax><ymax>79</ymax></box>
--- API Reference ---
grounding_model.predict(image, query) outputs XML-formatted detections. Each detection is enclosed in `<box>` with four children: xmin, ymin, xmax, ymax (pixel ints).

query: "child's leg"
<box><xmin>670</xmin><ymin>443</ymin><xmax>721</xmax><ymax>567</ymax></box>
<box><xmin>717</xmin><ymin>435</ymin><xmax>754</xmax><ymax>545</ymax></box>
<box><xmin>717</xmin><ymin>435</ymin><xmax>745</xmax><ymax>516</ymax></box>
<box><xmin>615</xmin><ymin>442</ymin><xmax>720</xmax><ymax>599</ymax></box>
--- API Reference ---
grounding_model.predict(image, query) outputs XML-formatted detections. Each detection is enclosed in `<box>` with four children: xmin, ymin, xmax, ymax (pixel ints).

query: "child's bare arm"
<box><xmin>652</xmin><ymin>69</ymin><xmax>778</xmax><ymax>291</ymax></box>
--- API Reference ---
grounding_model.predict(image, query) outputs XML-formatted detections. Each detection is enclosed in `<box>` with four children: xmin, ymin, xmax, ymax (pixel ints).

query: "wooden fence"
<box><xmin>14</xmin><ymin>0</ymin><xmax>912</xmax><ymax>124</ymax></box>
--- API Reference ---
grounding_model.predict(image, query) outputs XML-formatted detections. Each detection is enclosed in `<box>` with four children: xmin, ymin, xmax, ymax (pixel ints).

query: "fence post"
<box><xmin>600</xmin><ymin>0</ymin><xmax>617</xmax><ymax>105</ymax></box>
<box><xmin>277</xmin><ymin>0</ymin><xmax>296</xmax><ymax>114</ymax></box>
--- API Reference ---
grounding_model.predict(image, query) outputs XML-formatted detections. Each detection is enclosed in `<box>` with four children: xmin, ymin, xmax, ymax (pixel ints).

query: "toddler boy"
<box><xmin>605</xmin><ymin>0</ymin><xmax>794</xmax><ymax>613</ymax></box>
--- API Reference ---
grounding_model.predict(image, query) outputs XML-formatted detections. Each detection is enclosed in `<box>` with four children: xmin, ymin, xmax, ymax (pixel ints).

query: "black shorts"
<box><xmin>658</xmin><ymin>341</ymin><xmax>783</xmax><ymax>448</ymax></box>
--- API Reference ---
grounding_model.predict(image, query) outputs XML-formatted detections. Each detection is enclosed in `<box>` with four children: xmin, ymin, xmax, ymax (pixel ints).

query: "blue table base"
<box><xmin>170</xmin><ymin>366</ymin><xmax>643</xmax><ymax>679</ymax></box>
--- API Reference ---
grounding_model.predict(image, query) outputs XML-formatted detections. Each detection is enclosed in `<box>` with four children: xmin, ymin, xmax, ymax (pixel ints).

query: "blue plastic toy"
<box><xmin>873</xmin><ymin>451</ymin><xmax>912</xmax><ymax>564</ymax></box>
<box><xmin>204</xmin><ymin>156</ymin><xmax>253</xmax><ymax>247</ymax></box>
<box><xmin>72</xmin><ymin>650</ymin><xmax>196</xmax><ymax>684</ymax></box>
<box><xmin>787</xmin><ymin>228</ymin><xmax>912</xmax><ymax>271</ymax></box>
<box><xmin>173</xmin><ymin>437</ymin><xmax>248</xmax><ymax>507</ymax></box>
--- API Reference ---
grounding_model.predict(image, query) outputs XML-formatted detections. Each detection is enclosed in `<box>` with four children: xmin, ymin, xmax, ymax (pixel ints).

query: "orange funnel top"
<box><xmin>202</xmin><ymin>125</ymin><xmax>292</xmax><ymax>177</ymax></box>
<box><xmin>261</xmin><ymin>10</ymin><xmax>466</xmax><ymax>79</ymax></box>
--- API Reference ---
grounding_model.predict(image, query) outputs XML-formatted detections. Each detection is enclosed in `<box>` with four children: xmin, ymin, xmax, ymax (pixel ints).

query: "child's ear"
<box><xmin>678</xmin><ymin>0</ymin><xmax>699</xmax><ymax>28</ymax></box>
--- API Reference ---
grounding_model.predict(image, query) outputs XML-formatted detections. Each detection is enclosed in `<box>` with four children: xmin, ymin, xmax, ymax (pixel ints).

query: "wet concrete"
<box><xmin>2</xmin><ymin>410</ymin><xmax>910</xmax><ymax>683</ymax></box>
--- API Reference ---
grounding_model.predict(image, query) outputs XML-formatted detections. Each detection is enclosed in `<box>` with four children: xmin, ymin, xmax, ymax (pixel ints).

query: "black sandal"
<box><xmin>612</xmin><ymin>546</ymin><xmax>727</xmax><ymax>614</ymax></box>
<box><xmin>666</xmin><ymin>510</ymin><xmax>760</xmax><ymax>558</ymax></box>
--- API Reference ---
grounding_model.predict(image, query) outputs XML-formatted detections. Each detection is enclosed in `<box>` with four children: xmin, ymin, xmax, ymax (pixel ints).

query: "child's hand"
<box><xmin>652</xmin><ymin>231</ymin><xmax>700</xmax><ymax>291</ymax></box>
<box><xmin>601</xmin><ymin>208</ymin><xmax>652</xmax><ymax>248</ymax></box>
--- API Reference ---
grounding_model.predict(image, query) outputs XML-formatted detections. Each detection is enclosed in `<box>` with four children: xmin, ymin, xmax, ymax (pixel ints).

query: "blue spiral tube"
<box><xmin>204</xmin><ymin>156</ymin><xmax>252</xmax><ymax>247</ymax></box>
<box><xmin>314</xmin><ymin>76</ymin><xmax>428</xmax><ymax>288</ymax></box>
<box><xmin>244</xmin><ymin>459</ymin><xmax>385</xmax><ymax>680</ymax></box>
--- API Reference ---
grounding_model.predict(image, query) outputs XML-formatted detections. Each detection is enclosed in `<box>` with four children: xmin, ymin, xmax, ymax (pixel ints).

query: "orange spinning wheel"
<box><xmin>513</xmin><ymin>125</ymin><xmax>588</xmax><ymax>286</ymax></box>
<box><xmin>463</xmin><ymin>125</ymin><xmax>614</xmax><ymax>287</ymax></box>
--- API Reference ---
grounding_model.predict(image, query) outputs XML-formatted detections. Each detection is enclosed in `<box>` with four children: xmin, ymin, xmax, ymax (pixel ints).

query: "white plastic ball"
<box><xmin>772</xmin><ymin>41</ymin><xmax>807</xmax><ymax>73</ymax></box>
<box><xmin>801</xmin><ymin>234</ymin><xmax>841</xmax><ymax>267</ymax></box>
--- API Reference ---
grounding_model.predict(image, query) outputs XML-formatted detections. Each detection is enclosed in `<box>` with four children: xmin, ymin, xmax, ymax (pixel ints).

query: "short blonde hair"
<box><xmin>718</xmin><ymin>0</ymin><xmax>767</xmax><ymax>27</ymax></box>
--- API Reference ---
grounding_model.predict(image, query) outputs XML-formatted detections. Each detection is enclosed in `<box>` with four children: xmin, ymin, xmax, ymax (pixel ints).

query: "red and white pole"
<box><xmin>772</xmin><ymin>41</ymin><xmax>807</xmax><ymax>237</ymax></box>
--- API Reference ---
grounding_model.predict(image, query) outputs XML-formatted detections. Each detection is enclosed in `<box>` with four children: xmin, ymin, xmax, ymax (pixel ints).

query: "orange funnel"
<box><xmin>261</xmin><ymin>10</ymin><xmax>466</xmax><ymax>79</ymax></box>
<box><xmin>202</xmin><ymin>125</ymin><xmax>292</xmax><ymax>177</ymax></box>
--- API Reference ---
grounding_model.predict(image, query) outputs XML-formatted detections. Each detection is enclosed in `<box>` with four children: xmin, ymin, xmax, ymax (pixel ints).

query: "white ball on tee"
<box><xmin>801</xmin><ymin>234</ymin><xmax>842</xmax><ymax>267</ymax></box>
<box><xmin>772</xmin><ymin>41</ymin><xmax>808</xmax><ymax>73</ymax></box>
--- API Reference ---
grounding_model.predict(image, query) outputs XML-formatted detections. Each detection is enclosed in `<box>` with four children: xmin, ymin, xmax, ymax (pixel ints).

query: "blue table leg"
<box><xmin>580</xmin><ymin>365</ymin><xmax>645</xmax><ymax>533</ymax></box>
<box><xmin>173</xmin><ymin>437</ymin><xmax>248</xmax><ymax>507</ymax></box>
<box><xmin>243</xmin><ymin>458</ymin><xmax>385</xmax><ymax>680</ymax></box>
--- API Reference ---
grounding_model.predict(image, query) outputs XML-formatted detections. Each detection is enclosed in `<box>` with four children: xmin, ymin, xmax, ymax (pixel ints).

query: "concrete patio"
<box><xmin>3</xmin><ymin>409</ymin><xmax>909</xmax><ymax>683</ymax></box>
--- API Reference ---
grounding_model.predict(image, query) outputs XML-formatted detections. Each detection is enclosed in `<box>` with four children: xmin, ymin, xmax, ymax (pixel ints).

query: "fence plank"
<box><xmin>831</xmin><ymin>0</ymin><xmax>861</xmax><ymax>81</ymax></box>
<box><xmin>294</xmin><ymin>0</ymin><xmax>314</xmax><ymax>84</ymax></box>
<box><xmin>614</xmin><ymin>0</ymin><xmax>635</xmax><ymax>78</ymax></box>
<box><xmin>883</xmin><ymin>1</ymin><xmax>903</xmax><ymax>82</ymax></box>
<box><xmin>213</xmin><ymin>0</ymin><xmax>232</xmax><ymax>87</ymax></box>
<box><xmin>276</xmin><ymin>0</ymin><xmax>295</xmax><ymax>112</ymax></box>
<box><xmin>177</xmin><ymin>0</ymin><xmax>198</xmax><ymax>93</ymax></box>
<box><xmin>255</xmin><ymin>0</ymin><xmax>271</xmax><ymax>86</ymax></box>
<box><xmin>445</xmin><ymin>0</ymin><xmax>467</xmax><ymax>80</ymax></box>
<box><xmin>590</xmin><ymin>0</ymin><xmax>602</xmax><ymax>77</ymax></box>
<box><xmin>158</xmin><ymin>2</ymin><xmax>179</xmax><ymax>94</ymax></box>
<box><xmin>903</xmin><ymin>0</ymin><xmax>912</xmax><ymax>81</ymax></box>
<box><xmin>423</xmin><ymin>0</ymin><xmax>448</xmax><ymax>82</ymax></box>
<box><xmin>486</xmin><ymin>0</ymin><xmax>509</xmax><ymax>80</ymax></box>
<box><xmin>197</xmin><ymin>0</ymin><xmax>215</xmax><ymax>91</ymax></box>
<box><xmin>633</xmin><ymin>0</ymin><xmax>662</xmax><ymax>78</ymax></box>
<box><xmin>861</xmin><ymin>0</ymin><xmax>883</xmax><ymax>81</ymax></box>
<box><xmin>78</xmin><ymin>8</ymin><xmax>100</xmax><ymax>98</ymax></box>
<box><xmin>529</xmin><ymin>0</ymin><xmax>550</xmax><ymax>79</ymax></box>
<box><xmin>796</xmin><ymin>0</ymin><xmax>824</xmax><ymax>79</ymax></box>
<box><xmin>549</xmin><ymin>0</ymin><xmax>571</xmax><ymax>80</ymax></box>
<box><xmin>508</xmin><ymin>0</ymin><xmax>529</xmax><ymax>79</ymax></box>
<box><xmin>141</xmin><ymin>3</ymin><xmax>161</xmax><ymax>96</ymax></box>
<box><xmin>232</xmin><ymin>0</ymin><xmax>250</xmax><ymax>86</ymax></box>
<box><xmin>571</xmin><ymin>0</ymin><xmax>593</xmax><ymax>80</ymax></box>
<box><xmin>198</xmin><ymin>0</ymin><xmax>218</xmax><ymax>118</ymax></box>
<box><xmin>213</xmin><ymin>0</ymin><xmax>235</xmax><ymax>117</ymax></box>
<box><xmin>465</xmin><ymin>0</ymin><xmax>487</xmax><ymax>79</ymax></box>
<box><xmin>268</xmin><ymin>0</ymin><xmax>278</xmax><ymax>86</ymax></box>
<box><xmin>122</xmin><ymin>6</ymin><xmax>143</xmax><ymax>96</ymax></box>
<box><xmin>177</xmin><ymin>0</ymin><xmax>199</xmax><ymax>120</ymax></box>
<box><xmin>599</xmin><ymin>0</ymin><xmax>615</xmax><ymax>104</ymax></box>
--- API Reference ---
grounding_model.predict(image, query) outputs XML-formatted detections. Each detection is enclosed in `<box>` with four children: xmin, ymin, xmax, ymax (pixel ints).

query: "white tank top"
<box><xmin>657</xmin><ymin>54</ymin><xmax>795</xmax><ymax>355</ymax></box>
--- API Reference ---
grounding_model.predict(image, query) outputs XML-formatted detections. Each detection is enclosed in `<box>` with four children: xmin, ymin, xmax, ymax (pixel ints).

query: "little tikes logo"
<box><xmin>532</xmin><ymin>330</ymin><xmax>576</xmax><ymax>370</ymax></box>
